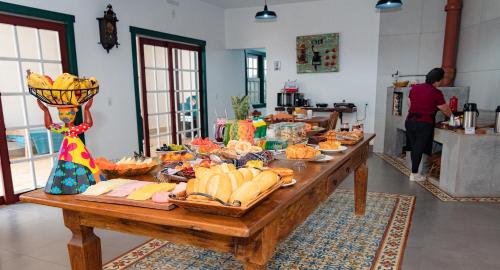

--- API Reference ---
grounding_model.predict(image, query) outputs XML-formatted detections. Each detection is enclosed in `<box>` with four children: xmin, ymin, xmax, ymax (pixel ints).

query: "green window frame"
<box><xmin>0</xmin><ymin>1</ymin><xmax>79</xmax><ymax>204</ymax></box>
<box><xmin>130</xmin><ymin>26</ymin><xmax>208</xmax><ymax>154</ymax></box>
<box><xmin>245</xmin><ymin>49</ymin><xmax>266</xmax><ymax>109</ymax></box>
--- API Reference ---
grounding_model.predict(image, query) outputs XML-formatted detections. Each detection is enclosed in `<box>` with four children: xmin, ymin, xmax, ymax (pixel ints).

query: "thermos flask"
<box><xmin>495</xmin><ymin>106</ymin><xmax>500</xmax><ymax>133</ymax></box>
<box><xmin>463</xmin><ymin>103</ymin><xmax>479</xmax><ymax>134</ymax></box>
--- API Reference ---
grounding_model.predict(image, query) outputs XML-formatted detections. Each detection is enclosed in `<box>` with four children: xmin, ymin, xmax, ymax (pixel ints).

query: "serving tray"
<box><xmin>169</xmin><ymin>180</ymin><xmax>283</xmax><ymax>217</ymax></box>
<box><xmin>338</xmin><ymin>138</ymin><xmax>363</xmax><ymax>145</ymax></box>
<box><xmin>75</xmin><ymin>194</ymin><xmax>175</xmax><ymax>210</ymax></box>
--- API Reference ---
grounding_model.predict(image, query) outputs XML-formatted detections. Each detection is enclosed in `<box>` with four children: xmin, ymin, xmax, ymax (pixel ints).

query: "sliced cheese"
<box><xmin>127</xmin><ymin>183</ymin><xmax>176</xmax><ymax>201</ymax></box>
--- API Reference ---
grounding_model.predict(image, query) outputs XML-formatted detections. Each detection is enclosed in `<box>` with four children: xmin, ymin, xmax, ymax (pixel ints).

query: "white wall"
<box><xmin>374</xmin><ymin>0</ymin><xmax>447</xmax><ymax>152</ymax></box>
<box><xmin>4</xmin><ymin>0</ymin><xmax>244</xmax><ymax>158</ymax></box>
<box><xmin>455</xmin><ymin>0</ymin><xmax>500</xmax><ymax>110</ymax></box>
<box><xmin>225</xmin><ymin>0</ymin><xmax>380</xmax><ymax>133</ymax></box>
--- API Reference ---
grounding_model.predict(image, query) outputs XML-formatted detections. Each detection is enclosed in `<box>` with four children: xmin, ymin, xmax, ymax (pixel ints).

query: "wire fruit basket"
<box><xmin>28</xmin><ymin>85</ymin><xmax>99</xmax><ymax>107</ymax></box>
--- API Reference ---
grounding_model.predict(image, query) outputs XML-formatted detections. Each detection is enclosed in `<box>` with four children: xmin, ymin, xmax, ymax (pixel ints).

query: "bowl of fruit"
<box><xmin>27</xmin><ymin>71</ymin><xmax>99</xmax><ymax>107</ymax></box>
<box><xmin>189</xmin><ymin>137</ymin><xmax>220</xmax><ymax>154</ymax></box>
<box><xmin>95</xmin><ymin>154</ymin><xmax>158</xmax><ymax>179</ymax></box>
<box><xmin>157</xmin><ymin>162</ymin><xmax>196</xmax><ymax>182</ymax></box>
<box><xmin>156</xmin><ymin>144</ymin><xmax>187</xmax><ymax>154</ymax></box>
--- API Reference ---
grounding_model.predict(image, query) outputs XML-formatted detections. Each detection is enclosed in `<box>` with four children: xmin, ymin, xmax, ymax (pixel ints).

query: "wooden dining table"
<box><xmin>20</xmin><ymin>134</ymin><xmax>375</xmax><ymax>270</ymax></box>
<box><xmin>294</xmin><ymin>116</ymin><xmax>330</xmax><ymax>127</ymax></box>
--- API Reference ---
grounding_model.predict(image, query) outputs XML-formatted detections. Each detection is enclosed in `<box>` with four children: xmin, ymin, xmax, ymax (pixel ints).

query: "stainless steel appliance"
<box><xmin>463</xmin><ymin>103</ymin><xmax>479</xmax><ymax>129</ymax></box>
<box><xmin>495</xmin><ymin>106</ymin><xmax>500</xmax><ymax>133</ymax></box>
<box><xmin>277</xmin><ymin>92</ymin><xmax>304</xmax><ymax>107</ymax></box>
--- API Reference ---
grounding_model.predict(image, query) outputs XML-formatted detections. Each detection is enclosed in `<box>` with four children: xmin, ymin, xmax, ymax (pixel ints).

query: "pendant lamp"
<box><xmin>376</xmin><ymin>0</ymin><xmax>403</xmax><ymax>9</ymax></box>
<box><xmin>255</xmin><ymin>0</ymin><xmax>277</xmax><ymax>20</ymax></box>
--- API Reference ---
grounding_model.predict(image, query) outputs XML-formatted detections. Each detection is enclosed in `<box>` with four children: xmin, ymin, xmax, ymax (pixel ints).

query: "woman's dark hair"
<box><xmin>425</xmin><ymin>68</ymin><xmax>445</xmax><ymax>84</ymax></box>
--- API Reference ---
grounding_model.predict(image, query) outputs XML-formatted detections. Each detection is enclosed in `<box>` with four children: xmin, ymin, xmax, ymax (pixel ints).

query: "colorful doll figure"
<box><xmin>37</xmin><ymin>99</ymin><xmax>105</xmax><ymax>194</ymax></box>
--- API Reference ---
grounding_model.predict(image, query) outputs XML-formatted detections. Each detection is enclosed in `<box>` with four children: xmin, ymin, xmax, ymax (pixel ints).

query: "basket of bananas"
<box><xmin>27</xmin><ymin>70</ymin><xmax>99</xmax><ymax>107</ymax></box>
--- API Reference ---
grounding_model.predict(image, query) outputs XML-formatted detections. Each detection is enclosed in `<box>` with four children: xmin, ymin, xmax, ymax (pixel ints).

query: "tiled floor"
<box><xmin>1</xmin><ymin>154</ymin><xmax>500</xmax><ymax>270</ymax></box>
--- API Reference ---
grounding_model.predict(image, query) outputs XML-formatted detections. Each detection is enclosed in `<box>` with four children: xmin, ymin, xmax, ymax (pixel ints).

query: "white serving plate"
<box><xmin>281</xmin><ymin>179</ymin><xmax>297</xmax><ymax>188</ymax></box>
<box><xmin>319</xmin><ymin>145</ymin><xmax>348</xmax><ymax>153</ymax></box>
<box><xmin>311</xmin><ymin>155</ymin><xmax>334</xmax><ymax>162</ymax></box>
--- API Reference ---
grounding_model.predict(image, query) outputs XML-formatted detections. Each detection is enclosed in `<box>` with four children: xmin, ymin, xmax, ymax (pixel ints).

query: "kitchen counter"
<box><xmin>433</xmin><ymin>128</ymin><xmax>500</xmax><ymax>197</ymax></box>
<box><xmin>382</xmin><ymin>86</ymin><xmax>500</xmax><ymax>197</ymax></box>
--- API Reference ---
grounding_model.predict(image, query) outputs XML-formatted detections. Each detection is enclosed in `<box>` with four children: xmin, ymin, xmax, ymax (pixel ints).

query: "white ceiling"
<box><xmin>199</xmin><ymin>0</ymin><xmax>321</xmax><ymax>9</ymax></box>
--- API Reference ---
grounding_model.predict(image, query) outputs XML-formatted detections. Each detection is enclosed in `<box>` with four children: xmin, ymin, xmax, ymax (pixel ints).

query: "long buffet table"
<box><xmin>20</xmin><ymin>133</ymin><xmax>375</xmax><ymax>270</ymax></box>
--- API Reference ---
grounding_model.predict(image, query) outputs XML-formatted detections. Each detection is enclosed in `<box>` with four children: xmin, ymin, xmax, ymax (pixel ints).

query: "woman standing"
<box><xmin>405</xmin><ymin>68</ymin><xmax>452</xmax><ymax>181</ymax></box>
<box><xmin>37</xmin><ymin>98</ymin><xmax>105</xmax><ymax>194</ymax></box>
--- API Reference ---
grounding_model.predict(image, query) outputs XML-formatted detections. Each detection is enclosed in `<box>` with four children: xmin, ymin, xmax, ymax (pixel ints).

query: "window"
<box><xmin>0</xmin><ymin>5</ymin><xmax>76</xmax><ymax>204</ymax></box>
<box><xmin>135</xmin><ymin>34</ymin><xmax>206</xmax><ymax>157</ymax></box>
<box><xmin>245</xmin><ymin>50</ymin><xmax>266</xmax><ymax>108</ymax></box>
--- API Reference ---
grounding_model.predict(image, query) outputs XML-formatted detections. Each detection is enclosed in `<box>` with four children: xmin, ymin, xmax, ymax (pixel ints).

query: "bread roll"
<box><xmin>230</xmin><ymin>181</ymin><xmax>260</xmax><ymax>206</ymax></box>
<box><xmin>253</xmin><ymin>171</ymin><xmax>279</xmax><ymax>193</ymax></box>
<box><xmin>219</xmin><ymin>163</ymin><xmax>236</xmax><ymax>173</ymax></box>
<box><xmin>195</xmin><ymin>172</ymin><xmax>214</xmax><ymax>200</ymax></box>
<box><xmin>194</xmin><ymin>166</ymin><xmax>210</xmax><ymax>179</ymax></box>
<box><xmin>249</xmin><ymin>167</ymin><xmax>261</xmax><ymax>177</ymax></box>
<box><xmin>227</xmin><ymin>170</ymin><xmax>245</xmax><ymax>192</ymax></box>
<box><xmin>238</xmin><ymin>168</ymin><xmax>254</xmax><ymax>182</ymax></box>
<box><xmin>209</xmin><ymin>165</ymin><xmax>223</xmax><ymax>174</ymax></box>
<box><xmin>282</xmin><ymin>176</ymin><xmax>294</xmax><ymax>184</ymax></box>
<box><xmin>269</xmin><ymin>168</ymin><xmax>294</xmax><ymax>177</ymax></box>
<box><xmin>205</xmin><ymin>173</ymin><xmax>232</xmax><ymax>203</ymax></box>
<box><xmin>186</xmin><ymin>178</ymin><xmax>197</xmax><ymax>194</ymax></box>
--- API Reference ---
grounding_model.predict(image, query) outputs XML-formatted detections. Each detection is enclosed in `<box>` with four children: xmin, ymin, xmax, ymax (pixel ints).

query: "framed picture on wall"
<box><xmin>296</xmin><ymin>33</ymin><xmax>339</xmax><ymax>73</ymax></box>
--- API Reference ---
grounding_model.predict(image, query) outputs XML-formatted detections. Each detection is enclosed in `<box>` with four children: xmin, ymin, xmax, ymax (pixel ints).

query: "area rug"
<box><xmin>375</xmin><ymin>152</ymin><xmax>500</xmax><ymax>203</ymax></box>
<box><xmin>103</xmin><ymin>190</ymin><xmax>415</xmax><ymax>270</ymax></box>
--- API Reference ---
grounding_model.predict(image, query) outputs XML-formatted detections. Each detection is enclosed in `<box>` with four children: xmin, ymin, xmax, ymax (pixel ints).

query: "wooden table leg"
<box><xmin>63</xmin><ymin>209</ymin><xmax>102</xmax><ymax>270</ymax></box>
<box><xmin>235</xmin><ymin>220</ymin><xmax>279</xmax><ymax>270</ymax></box>
<box><xmin>354</xmin><ymin>162</ymin><xmax>368</xmax><ymax>216</ymax></box>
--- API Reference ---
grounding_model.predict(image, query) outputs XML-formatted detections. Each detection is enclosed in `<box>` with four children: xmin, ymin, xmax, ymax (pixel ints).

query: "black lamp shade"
<box><xmin>376</xmin><ymin>0</ymin><xmax>403</xmax><ymax>9</ymax></box>
<box><xmin>255</xmin><ymin>4</ymin><xmax>277</xmax><ymax>20</ymax></box>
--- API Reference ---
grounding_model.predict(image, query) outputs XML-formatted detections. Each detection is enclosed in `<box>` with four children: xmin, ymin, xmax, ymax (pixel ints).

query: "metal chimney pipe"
<box><xmin>441</xmin><ymin>0</ymin><xmax>463</xmax><ymax>86</ymax></box>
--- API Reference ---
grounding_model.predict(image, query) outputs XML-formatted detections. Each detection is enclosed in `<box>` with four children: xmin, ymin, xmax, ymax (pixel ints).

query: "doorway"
<box><xmin>245</xmin><ymin>48</ymin><xmax>267</xmax><ymax>109</ymax></box>
<box><xmin>132</xmin><ymin>29</ymin><xmax>207</xmax><ymax>157</ymax></box>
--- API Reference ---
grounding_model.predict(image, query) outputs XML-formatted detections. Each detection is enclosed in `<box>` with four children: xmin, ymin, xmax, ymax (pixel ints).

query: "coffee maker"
<box><xmin>277</xmin><ymin>92</ymin><xmax>305</xmax><ymax>107</ymax></box>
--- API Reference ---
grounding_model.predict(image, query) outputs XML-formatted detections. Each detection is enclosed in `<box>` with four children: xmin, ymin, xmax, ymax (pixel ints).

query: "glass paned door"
<box><xmin>173</xmin><ymin>48</ymin><xmax>201</xmax><ymax>144</ymax></box>
<box><xmin>0</xmin><ymin>14</ymin><xmax>68</xmax><ymax>200</ymax></box>
<box><xmin>139</xmin><ymin>40</ymin><xmax>173</xmax><ymax>156</ymax></box>
<box><xmin>138</xmin><ymin>37</ymin><xmax>203</xmax><ymax>156</ymax></box>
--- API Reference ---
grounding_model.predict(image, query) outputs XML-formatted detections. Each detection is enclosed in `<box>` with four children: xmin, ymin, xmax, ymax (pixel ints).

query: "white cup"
<box><xmin>306</xmin><ymin>110</ymin><xmax>313</xmax><ymax>118</ymax></box>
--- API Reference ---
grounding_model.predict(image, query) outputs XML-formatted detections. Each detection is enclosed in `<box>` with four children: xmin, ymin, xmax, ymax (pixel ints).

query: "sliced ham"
<box><xmin>82</xmin><ymin>179</ymin><xmax>135</xmax><ymax>196</ymax></box>
<box><xmin>106</xmin><ymin>181</ymin><xmax>151</xmax><ymax>197</ymax></box>
<box><xmin>152</xmin><ymin>182</ymin><xmax>187</xmax><ymax>203</ymax></box>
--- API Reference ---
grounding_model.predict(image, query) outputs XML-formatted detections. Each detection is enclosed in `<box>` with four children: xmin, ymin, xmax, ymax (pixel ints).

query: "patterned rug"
<box><xmin>104</xmin><ymin>190</ymin><xmax>415</xmax><ymax>270</ymax></box>
<box><xmin>375</xmin><ymin>152</ymin><xmax>500</xmax><ymax>203</ymax></box>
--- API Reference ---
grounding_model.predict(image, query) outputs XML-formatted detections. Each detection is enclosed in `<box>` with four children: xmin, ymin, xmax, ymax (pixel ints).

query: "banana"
<box><xmin>68</xmin><ymin>80</ymin><xmax>81</xmax><ymax>105</ymax></box>
<box><xmin>52</xmin><ymin>73</ymin><xmax>76</xmax><ymax>89</ymax></box>
<box><xmin>42</xmin><ymin>90</ymin><xmax>54</xmax><ymax>103</ymax></box>
<box><xmin>88</xmin><ymin>77</ymin><xmax>99</xmax><ymax>87</ymax></box>
<box><xmin>80</xmin><ymin>79</ymin><xmax>91</xmax><ymax>89</ymax></box>
<box><xmin>27</xmin><ymin>72</ymin><xmax>51</xmax><ymax>89</ymax></box>
<box><xmin>53</xmin><ymin>73</ymin><xmax>77</xmax><ymax>103</ymax></box>
<box><xmin>88</xmin><ymin>77</ymin><xmax>99</xmax><ymax>95</ymax></box>
<box><xmin>61</xmin><ymin>91</ymin><xmax>69</xmax><ymax>103</ymax></box>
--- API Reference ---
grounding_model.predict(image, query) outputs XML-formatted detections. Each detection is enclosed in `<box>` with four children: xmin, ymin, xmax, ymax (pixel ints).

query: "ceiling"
<box><xmin>199</xmin><ymin>0</ymin><xmax>320</xmax><ymax>9</ymax></box>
